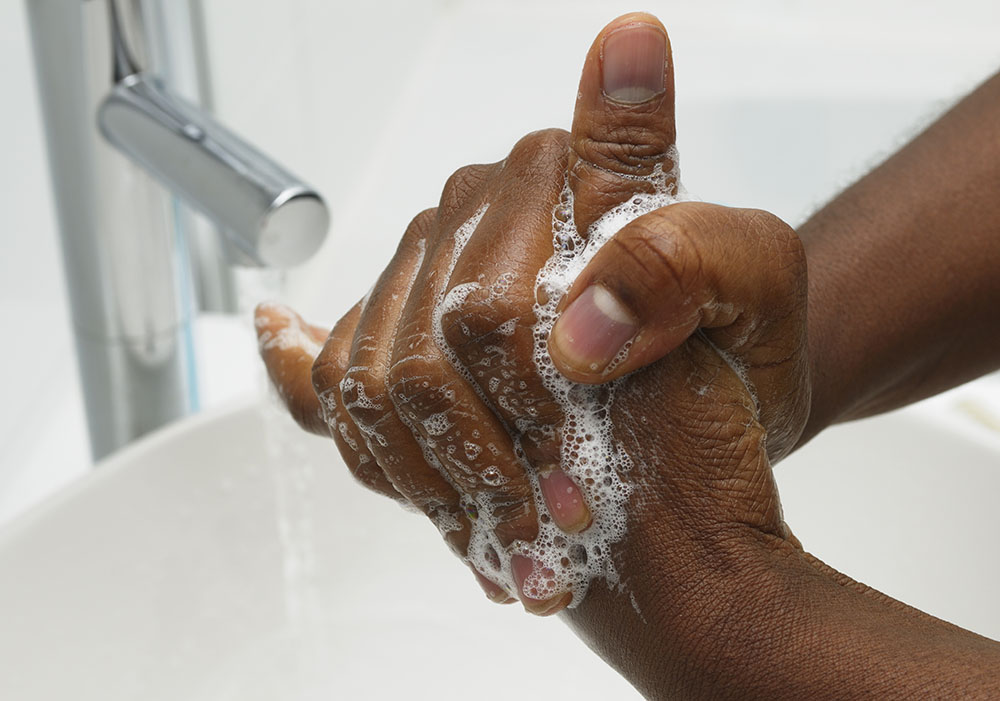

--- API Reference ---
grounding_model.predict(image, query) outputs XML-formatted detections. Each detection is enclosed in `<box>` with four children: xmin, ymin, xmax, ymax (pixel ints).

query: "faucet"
<box><xmin>27</xmin><ymin>0</ymin><xmax>329</xmax><ymax>459</ymax></box>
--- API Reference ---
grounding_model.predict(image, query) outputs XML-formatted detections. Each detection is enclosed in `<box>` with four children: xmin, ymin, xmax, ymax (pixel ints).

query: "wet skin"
<box><xmin>257</xmin><ymin>12</ymin><xmax>809</xmax><ymax>616</ymax></box>
<box><xmin>257</xmin><ymin>12</ymin><xmax>1000</xmax><ymax>700</ymax></box>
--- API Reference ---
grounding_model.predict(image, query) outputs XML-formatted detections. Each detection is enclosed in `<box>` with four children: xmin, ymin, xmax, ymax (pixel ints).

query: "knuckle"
<box><xmin>386</xmin><ymin>351</ymin><xmax>430</xmax><ymax>394</ymax></box>
<box><xmin>507</xmin><ymin>128</ymin><xmax>570</xmax><ymax>170</ymax></box>
<box><xmin>439</xmin><ymin>163</ymin><xmax>492</xmax><ymax>217</ymax></box>
<box><xmin>394</xmin><ymin>208</ymin><xmax>437</xmax><ymax>256</ymax></box>
<box><xmin>440</xmin><ymin>305</ymin><xmax>474</xmax><ymax>352</ymax></box>
<box><xmin>341</xmin><ymin>365</ymin><xmax>384</xmax><ymax>398</ymax></box>
<box><xmin>489</xmin><ymin>479</ymin><xmax>535</xmax><ymax>512</ymax></box>
<box><xmin>491</xmin><ymin>497</ymin><xmax>537</xmax><ymax>545</ymax></box>
<box><xmin>742</xmin><ymin>208</ymin><xmax>799</xmax><ymax>253</ymax></box>
<box><xmin>347</xmin><ymin>459</ymin><xmax>400</xmax><ymax>501</ymax></box>
<box><xmin>404</xmin><ymin>207</ymin><xmax>437</xmax><ymax>241</ymax></box>
<box><xmin>311</xmin><ymin>347</ymin><xmax>344</xmax><ymax>398</ymax></box>
<box><xmin>573</xmin><ymin>122</ymin><xmax>672</xmax><ymax>175</ymax></box>
<box><xmin>339</xmin><ymin>366</ymin><xmax>391</xmax><ymax>445</ymax></box>
<box><xmin>512</xmin><ymin>127</ymin><xmax>568</xmax><ymax>153</ymax></box>
<box><xmin>608</xmin><ymin>217</ymin><xmax>696</xmax><ymax>302</ymax></box>
<box><xmin>429</xmin><ymin>505</ymin><xmax>471</xmax><ymax>554</ymax></box>
<box><xmin>741</xmin><ymin>208</ymin><xmax>807</xmax><ymax>293</ymax></box>
<box><xmin>386</xmin><ymin>352</ymin><xmax>451</xmax><ymax>415</ymax></box>
<box><xmin>440</xmin><ymin>288</ymin><xmax>520</xmax><ymax>353</ymax></box>
<box><xmin>396</xmin><ymin>477</ymin><xmax>448</xmax><ymax>513</ymax></box>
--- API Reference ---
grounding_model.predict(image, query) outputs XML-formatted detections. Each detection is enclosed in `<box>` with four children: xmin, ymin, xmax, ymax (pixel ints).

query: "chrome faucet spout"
<box><xmin>98</xmin><ymin>74</ymin><xmax>328</xmax><ymax>268</ymax></box>
<box><xmin>27</xmin><ymin>0</ymin><xmax>328</xmax><ymax>459</ymax></box>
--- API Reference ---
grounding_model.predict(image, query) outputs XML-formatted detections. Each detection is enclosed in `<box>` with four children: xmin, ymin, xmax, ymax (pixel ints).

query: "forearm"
<box><xmin>568</xmin><ymin>532</ymin><xmax>1000</xmax><ymax>699</ymax></box>
<box><xmin>729</xmin><ymin>541</ymin><xmax>1000</xmax><ymax>700</ymax></box>
<box><xmin>798</xmin><ymin>70</ymin><xmax>1000</xmax><ymax>445</ymax></box>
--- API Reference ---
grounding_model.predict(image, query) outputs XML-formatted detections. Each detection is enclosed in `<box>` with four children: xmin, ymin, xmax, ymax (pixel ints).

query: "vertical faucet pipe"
<box><xmin>29</xmin><ymin>0</ymin><xmax>329</xmax><ymax>459</ymax></box>
<box><xmin>28</xmin><ymin>0</ymin><xmax>197</xmax><ymax>459</ymax></box>
<box><xmin>100</xmin><ymin>1</ymin><xmax>330</xmax><ymax>268</ymax></box>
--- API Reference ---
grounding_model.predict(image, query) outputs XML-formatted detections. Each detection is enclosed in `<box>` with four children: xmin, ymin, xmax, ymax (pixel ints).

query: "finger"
<box><xmin>443</xmin><ymin>258</ymin><xmax>595</xmax><ymax>538</ymax></box>
<box><xmin>472</xmin><ymin>568</ymin><xmax>516</xmax><ymax>605</ymax></box>
<box><xmin>389</xmin><ymin>291</ymin><xmax>540</xmax><ymax>550</ymax></box>
<box><xmin>388</xmin><ymin>201</ymin><xmax>541</xmax><ymax>552</ymax></box>
<box><xmin>311</xmin><ymin>302</ymin><xmax>403</xmax><ymax>500</ymax></box>
<box><xmin>254</xmin><ymin>301</ymin><xmax>328</xmax><ymax>435</ymax></box>
<box><xmin>511</xmin><ymin>554</ymin><xmax>573</xmax><ymax>616</ymax></box>
<box><xmin>341</xmin><ymin>209</ymin><xmax>475</xmax><ymax>558</ymax></box>
<box><xmin>548</xmin><ymin>201</ymin><xmax>810</xmax><ymax>455</ymax></box>
<box><xmin>404</xmin><ymin>160</ymin><xmax>583</xmax><ymax>615</ymax></box>
<box><xmin>439</xmin><ymin>130</ymin><xmax>592</xmax><ymax>535</ymax></box>
<box><xmin>569</xmin><ymin>12</ymin><xmax>677</xmax><ymax>236</ymax></box>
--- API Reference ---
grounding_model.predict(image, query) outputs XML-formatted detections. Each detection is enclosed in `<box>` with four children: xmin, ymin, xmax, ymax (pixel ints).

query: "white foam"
<box><xmin>424</xmin><ymin>149</ymin><xmax>693</xmax><ymax>607</ymax></box>
<box><xmin>256</xmin><ymin>302</ymin><xmax>323</xmax><ymax>358</ymax></box>
<box><xmin>516</xmin><ymin>150</ymin><xmax>691</xmax><ymax>606</ymax></box>
<box><xmin>422</xmin><ymin>412</ymin><xmax>453</xmax><ymax>437</ymax></box>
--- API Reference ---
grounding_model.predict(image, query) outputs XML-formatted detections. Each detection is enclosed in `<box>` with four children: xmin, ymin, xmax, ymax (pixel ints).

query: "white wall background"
<box><xmin>2</xmin><ymin>0</ymin><xmax>999</xmax><ymax>519</ymax></box>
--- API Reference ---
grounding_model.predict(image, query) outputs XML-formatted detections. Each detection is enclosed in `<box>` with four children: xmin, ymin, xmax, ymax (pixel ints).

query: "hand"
<box><xmin>255</xmin><ymin>13</ymin><xmax>809</xmax><ymax>619</ymax></box>
<box><xmin>252</xmin><ymin>15</ymin><xmax>1000</xmax><ymax>695</ymax></box>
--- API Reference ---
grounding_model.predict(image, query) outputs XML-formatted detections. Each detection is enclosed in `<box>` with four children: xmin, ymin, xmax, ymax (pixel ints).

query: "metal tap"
<box><xmin>27</xmin><ymin>0</ymin><xmax>329</xmax><ymax>458</ymax></box>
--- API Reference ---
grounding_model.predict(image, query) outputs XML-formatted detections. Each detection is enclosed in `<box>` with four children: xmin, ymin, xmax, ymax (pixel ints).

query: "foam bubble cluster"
<box><xmin>255</xmin><ymin>302</ymin><xmax>323</xmax><ymax>358</ymax></box>
<box><xmin>433</xmin><ymin>149</ymin><xmax>691</xmax><ymax>606</ymax></box>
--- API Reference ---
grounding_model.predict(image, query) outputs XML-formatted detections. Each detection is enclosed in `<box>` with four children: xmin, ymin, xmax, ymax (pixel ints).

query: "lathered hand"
<box><xmin>254</xmin><ymin>13</ymin><xmax>1000</xmax><ymax>698</ymax></box>
<box><xmin>256</xmin><ymin>12</ymin><xmax>809</xmax><ymax>618</ymax></box>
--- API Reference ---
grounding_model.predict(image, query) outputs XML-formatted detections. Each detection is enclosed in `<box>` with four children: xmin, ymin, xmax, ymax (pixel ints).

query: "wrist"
<box><xmin>569</xmin><ymin>518</ymin><xmax>1000</xmax><ymax>699</ymax></box>
<box><xmin>794</xmin><ymin>216</ymin><xmax>857</xmax><ymax>449</ymax></box>
<box><xmin>564</xmin><ymin>523</ymin><xmax>806</xmax><ymax>698</ymax></box>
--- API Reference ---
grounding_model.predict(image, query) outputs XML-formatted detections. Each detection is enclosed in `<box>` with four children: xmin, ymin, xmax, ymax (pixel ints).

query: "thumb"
<box><xmin>547</xmin><ymin>202</ymin><xmax>810</xmax><ymax>455</ymax></box>
<box><xmin>569</xmin><ymin>12</ymin><xmax>677</xmax><ymax>237</ymax></box>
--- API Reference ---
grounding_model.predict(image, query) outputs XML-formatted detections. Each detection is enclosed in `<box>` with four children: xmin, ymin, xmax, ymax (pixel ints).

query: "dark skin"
<box><xmin>800</xmin><ymin>67</ymin><xmax>1000</xmax><ymax>441</ymax></box>
<box><xmin>255</xmin><ymin>13</ymin><xmax>1000</xmax><ymax>699</ymax></box>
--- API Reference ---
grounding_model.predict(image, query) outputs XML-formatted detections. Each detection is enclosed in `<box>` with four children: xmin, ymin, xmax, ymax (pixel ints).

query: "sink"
<box><xmin>0</xmin><ymin>401</ymin><xmax>640</xmax><ymax>699</ymax></box>
<box><xmin>0</xmin><ymin>397</ymin><xmax>997</xmax><ymax>699</ymax></box>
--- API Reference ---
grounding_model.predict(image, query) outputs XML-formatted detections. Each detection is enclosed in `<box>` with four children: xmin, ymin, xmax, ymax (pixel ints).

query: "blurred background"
<box><xmin>3</xmin><ymin>0</ymin><xmax>1000</xmax><ymax>522</ymax></box>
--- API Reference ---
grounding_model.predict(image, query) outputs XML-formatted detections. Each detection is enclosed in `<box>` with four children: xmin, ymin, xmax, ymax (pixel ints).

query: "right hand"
<box><xmin>255</xmin><ymin>12</ymin><xmax>811</xmax><ymax>620</ymax></box>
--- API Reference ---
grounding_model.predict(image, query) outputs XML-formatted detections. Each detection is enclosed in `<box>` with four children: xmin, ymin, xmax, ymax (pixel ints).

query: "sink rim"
<box><xmin>0</xmin><ymin>397</ymin><xmax>262</xmax><ymax>553</ymax></box>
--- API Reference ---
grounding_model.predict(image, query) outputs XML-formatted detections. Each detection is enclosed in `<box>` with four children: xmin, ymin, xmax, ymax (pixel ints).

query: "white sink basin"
<box><xmin>0</xmin><ymin>401</ymin><xmax>997</xmax><ymax>699</ymax></box>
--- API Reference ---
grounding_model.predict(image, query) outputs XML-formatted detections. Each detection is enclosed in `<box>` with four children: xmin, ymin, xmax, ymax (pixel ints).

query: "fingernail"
<box><xmin>473</xmin><ymin>569</ymin><xmax>515</xmax><ymax>604</ymax></box>
<box><xmin>602</xmin><ymin>23</ymin><xmax>667</xmax><ymax>104</ymax></box>
<box><xmin>550</xmin><ymin>284</ymin><xmax>637</xmax><ymax>374</ymax></box>
<box><xmin>510</xmin><ymin>555</ymin><xmax>570</xmax><ymax>616</ymax></box>
<box><xmin>539</xmin><ymin>467</ymin><xmax>592</xmax><ymax>533</ymax></box>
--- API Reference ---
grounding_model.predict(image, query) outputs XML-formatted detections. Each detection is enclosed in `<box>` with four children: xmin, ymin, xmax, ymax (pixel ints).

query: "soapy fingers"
<box><xmin>331</xmin><ymin>212</ymin><xmax>477</xmax><ymax>559</ymax></box>
<box><xmin>255</xmin><ymin>12</ymin><xmax>747</xmax><ymax>616</ymax></box>
<box><xmin>255</xmin><ymin>302</ymin><xmax>402</xmax><ymax>499</ymax></box>
<box><xmin>382</xmin><ymin>201</ymin><xmax>550</xmax><ymax>612</ymax></box>
<box><xmin>254</xmin><ymin>302</ymin><xmax>328</xmax><ymax>435</ymax></box>
<box><xmin>439</xmin><ymin>130</ymin><xmax>594</xmax><ymax>537</ymax></box>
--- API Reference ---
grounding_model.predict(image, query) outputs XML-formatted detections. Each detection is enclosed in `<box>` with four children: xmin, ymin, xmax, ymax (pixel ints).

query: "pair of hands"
<box><xmin>256</xmin><ymin>12</ymin><xmax>810</xmax><ymax>620</ymax></box>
